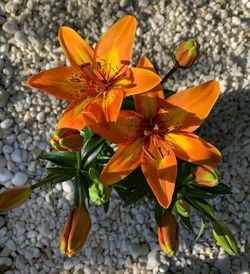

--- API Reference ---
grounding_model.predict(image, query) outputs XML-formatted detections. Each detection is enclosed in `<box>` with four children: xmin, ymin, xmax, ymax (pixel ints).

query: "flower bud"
<box><xmin>174</xmin><ymin>39</ymin><xmax>200</xmax><ymax>69</ymax></box>
<box><xmin>88</xmin><ymin>168</ymin><xmax>111</xmax><ymax>205</ymax></box>
<box><xmin>50</xmin><ymin>128</ymin><xmax>84</xmax><ymax>152</ymax></box>
<box><xmin>158</xmin><ymin>211</ymin><xmax>179</xmax><ymax>256</ymax></box>
<box><xmin>212</xmin><ymin>221</ymin><xmax>238</xmax><ymax>256</ymax></box>
<box><xmin>175</xmin><ymin>198</ymin><xmax>190</xmax><ymax>217</ymax></box>
<box><xmin>193</xmin><ymin>165</ymin><xmax>219</xmax><ymax>187</ymax></box>
<box><xmin>0</xmin><ymin>186</ymin><xmax>31</xmax><ymax>213</ymax></box>
<box><xmin>60</xmin><ymin>207</ymin><xmax>91</xmax><ymax>257</ymax></box>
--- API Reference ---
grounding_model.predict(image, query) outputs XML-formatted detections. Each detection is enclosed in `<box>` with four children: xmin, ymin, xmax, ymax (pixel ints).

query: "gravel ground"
<box><xmin>0</xmin><ymin>0</ymin><xmax>249</xmax><ymax>273</ymax></box>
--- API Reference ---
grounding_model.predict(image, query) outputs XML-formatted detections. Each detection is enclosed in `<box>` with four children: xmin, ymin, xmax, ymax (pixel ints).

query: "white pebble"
<box><xmin>2</xmin><ymin>19</ymin><xmax>18</xmax><ymax>34</ymax></box>
<box><xmin>0</xmin><ymin>119</ymin><xmax>13</xmax><ymax>129</ymax></box>
<box><xmin>12</xmin><ymin>172</ymin><xmax>28</xmax><ymax>186</ymax></box>
<box><xmin>0</xmin><ymin>168</ymin><xmax>13</xmax><ymax>182</ymax></box>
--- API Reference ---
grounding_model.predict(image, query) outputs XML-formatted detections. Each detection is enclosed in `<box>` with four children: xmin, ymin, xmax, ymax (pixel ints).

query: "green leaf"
<box><xmin>195</xmin><ymin>218</ymin><xmax>205</xmax><ymax>240</ymax></box>
<box><xmin>186</xmin><ymin>198</ymin><xmax>215</xmax><ymax>220</ymax></box>
<box><xmin>213</xmin><ymin>221</ymin><xmax>238</xmax><ymax>256</ymax></box>
<box><xmin>121</xmin><ymin>97</ymin><xmax>134</xmax><ymax>110</ymax></box>
<box><xmin>46</xmin><ymin>167</ymin><xmax>77</xmax><ymax>177</ymax></box>
<box><xmin>47</xmin><ymin>183</ymin><xmax>56</xmax><ymax>211</ymax></box>
<box><xmin>113</xmin><ymin>185</ymin><xmax>129</xmax><ymax>201</ymax></box>
<box><xmin>40</xmin><ymin>172</ymin><xmax>74</xmax><ymax>186</ymax></box>
<box><xmin>184</xmin><ymin>186</ymin><xmax>214</xmax><ymax>199</ymax></box>
<box><xmin>39</xmin><ymin>152</ymin><xmax>77</xmax><ymax>167</ymax></box>
<box><xmin>163</xmin><ymin>89</ymin><xmax>176</xmax><ymax>98</ymax></box>
<box><xmin>82</xmin><ymin>126</ymin><xmax>94</xmax><ymax>141</ymax></box>
<box><xmin>189</xmin><ymin>182</ymin><xmax>232</xmax><ymax>195</ymax></box>
<box><xmin>155</xmin><ymin>201</ymin><xmax>165</xmax><ymax>224</ymax></box>
<box><xmin>81</xmin><ymin>135</ymin><xmax>105</xmax><ymax>167</ymax></box>
<box><xmin>123</xmin><ymin>183</ymin><xmax>150</xmax><ymax>207</ymax></box>
<box><xmin>179</xmin><ymin>214</ymin><xmax>194</xmax><ymax>232</ymax></box>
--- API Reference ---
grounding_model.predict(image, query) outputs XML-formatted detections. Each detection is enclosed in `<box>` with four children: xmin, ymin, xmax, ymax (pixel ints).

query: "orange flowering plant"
<box><xmin>0</xmin><ymin>15</ymin><xmax>238</xmax><ymax>257</ymax></box>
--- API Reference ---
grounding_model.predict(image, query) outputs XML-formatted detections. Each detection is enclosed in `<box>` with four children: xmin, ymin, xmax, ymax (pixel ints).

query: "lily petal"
<box><xmin>85</xmin><ymin>88</ymin><xmax>124</xmax><ymax>123</ymax></box>
<box><xmin>94</xmin><ymin>15</ymin><xmax>136</xmax><ymax>82</ymax></box>
<box><xmin>56</xmin><ymin>98</ymin><xmax>93</xmax><ymax>130</ymax></box>
<box><xmin>100</xmin><ymin>138</ymin><xmax>143</xmax><ymax>184</ymax></box>
<box><xmin>158</xmin><ymin>80</ymin><xmax>220</xmax><ymax>132</ymax></box>
<box><xmin>27</xmin><ymin>67</ymin><xmax>91</xmax><ymax>100</ymax></box>
<box><xmin>82</xmin><ymin>110</ymin><xmax>144</xmax><ymax>144</ymax></box>
<box><xmin>59</xmin><ymin>26</ymin><xmax>94</xmax><ymax>67</ymax></box>
<box><xmin>141</xmin><ymin>136</ymin><xmax>177</xmax><ymax>208</ymax></box>
<box><xmin>134</xmin><ymin>56</ymin><xmax>164</xmax><ymax>118</ymax></box>
<box><xmin>166</xmin><ymin>132</ymin><xmax>222</xmax><ymax>166</ymax></box>
<box><xmin>115</xmin><ymin>67</ymin><xmax>161</xmax><ymax>96</ymax></box>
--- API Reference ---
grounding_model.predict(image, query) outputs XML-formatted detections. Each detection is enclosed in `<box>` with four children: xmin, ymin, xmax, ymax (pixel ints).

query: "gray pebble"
<box><xmin>0</xmin><ymin>167</ymin><xmax>13</xmax><ymax>182</ymax></box>
<box><xmin>0</xmin><ymin>86</ymin><xmax>10</xmax><ymax>108</ymax></box>
<box><xmin>12</xmin><ymin>172</ymin><xmax>28</xmax><ymax>186</ymax></box>
<box><xmin>0</xmin><ymin>119</ymin><xmax>13</xmax><ymax>129</ymax></box>
<box><xmin>2</xmin><ymin>19</ymin><xmax>18</xmax><ymax>34</ymax></box>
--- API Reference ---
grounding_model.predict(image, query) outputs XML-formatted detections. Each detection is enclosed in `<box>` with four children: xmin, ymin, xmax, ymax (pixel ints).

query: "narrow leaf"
<box><xmin>39</xmin><ymin>152</ymin><xmax>77</xmax><ymax>167</ymax></box>
<box><xmin>195</xmin><ymin>218</ymin><xmax>205</xmax><ymax>240</ymax></box>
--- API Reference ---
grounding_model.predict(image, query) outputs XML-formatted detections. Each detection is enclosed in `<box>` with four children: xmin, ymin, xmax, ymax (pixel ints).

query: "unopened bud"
<box><xmin>50</xmin><ymin>128</ymin><xmax>84</xmax><ymax>152</ymax></box>
<box><xmin>193</xmin><ymin>165</ymin><xmax>219</xmax><ymax>187</ymax></box>
<box><xmin>158</xmin><ymin>211</ymin><xmax>179</xmax><ymax>256</ymax></box>
<box><xmin>60</xmin><ymin>207</ymin><xmax>91</xmax><ymax>257</ymax></box>
<box><xmin>175</xmin><ymin>199</ymin><xmax>190</xmax><ymax>217</ymax></box>
<box><xmin>88</xmin><ymin>168</ymin><xmax>111</xmax><ymax>205</ymax></box>
<box><xmin>0</xmin><ymin>186</ymin><xmax>31</xmax><ymax>213</ymax></box>
<box><xmin>174</xmin><ymin>39</ymin><xmax>200</xmax><ymax>69</ymax></box>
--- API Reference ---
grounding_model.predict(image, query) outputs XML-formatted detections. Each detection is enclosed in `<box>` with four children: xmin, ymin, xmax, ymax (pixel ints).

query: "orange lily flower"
<box><xmin>82</xmin><ymin>56</ymin><xmax>222</xmax><ymax>208</ymax></box>
<box><xmin>27</xmin><ymin>16</ymin><xmax>161</xmax><ymax>130</ymax></box>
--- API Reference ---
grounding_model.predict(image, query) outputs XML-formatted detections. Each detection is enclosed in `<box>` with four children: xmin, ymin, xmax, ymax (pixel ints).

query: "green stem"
<box><xmin>76</xmin><ymin>151</ymin><xmax>81</xmax><ymax>169</ymax></box>
<box><xmin>161</xmin><ymin>67</ymin><xmax>177</xmax><ymax>85</ymax></box>
<box><xmin>76</xmin><ymin>151</ymin><xmax>84</xmax><ymax>207</ymax></box>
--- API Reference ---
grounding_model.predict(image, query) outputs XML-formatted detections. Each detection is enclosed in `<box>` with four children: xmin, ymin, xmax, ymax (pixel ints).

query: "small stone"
<box><xmin>11</xmin><ymin>149</ymin><xmax>22</xmax><ymax>163</ymax></box>
<box><xmin>15</xmin><ymin>255</ymin><xmax>26</xmax><ymax>270</ymax></box>
<box><xmin>14</xmin><ymin>31</ymin><xmax>27</xmax><ymax>45</ymax></box>
<box><xmin>205</xmin><ymin>13</ymin><xmax>213</xmax><ymax>20</ymax></box>
<box><xmin>16</xmin><ymin>221</ymin><xmax>25</xmax><ymax>236</ymax></box>
<box><xmin>120</xmin><ymin>0</ymin><xmax>129</xmax><ymax>7</ymax></box>
<box><xmin>62</xmin><ymin>181</ymin><xmax>73</xmax><ymax>193</ymax></box>
<box><xmin>0</xmin><ymin>87</ymin><xmax>9</xmax><ymax>108</ymax></box>
<box><xmin>2</xmin><ymin>19</ymin><xmax>18</xmax><ymax>34</ymax></box>
<box><xmin>36</xmin><ymin>112</ymin><xmax>45</xmax><ymax>122</ymax></box>
<box><xmin>0</xmin><ymin>217</ymin><xmax>4</xmax><ymax>228</ymax></box>
<box><xmin>243</xmin><ymin>212</ymin><xmax>250</xmax><ymax>222</ymax></box>
<box><xmin>146</xmin><ymin>250</ymin><xmax>161</xmax><ymax>270</ymax></box>
<box><xmin>232</xmin><ymin>16</ymin><xmax>241</xmax><ymax>25</ymax></box>
<box><xmin>0</xmin><ymin>168</ymin><xmax>13</xmax><ymax>182</ymax></box>
<box><xmin>215</xmin><ymin>249</ymin><xmax>231</xmax><ymax>273</ymax></box>
<box><xmin>40</xmin><ymin>223</ymin><xmax>50</xmax><ymax>236</ymax></box>
<box><xmin>12</xmin><ymin>172</ymin><xmax>28</xmax><ymax>186</ymax></box>
<box><xmin>0</xmin><ymin>256</ymin><xmax>12</xmax><ymax>267</ymax></box>
<box><xmin>139</xmin><ymin>0</ymin><xmax>149</xmax><ymax>7</ymax></box>
<box><xmin>0</xmin><ymin>119</ymin><xmax>13</xmax><ymax>129</ymax></box>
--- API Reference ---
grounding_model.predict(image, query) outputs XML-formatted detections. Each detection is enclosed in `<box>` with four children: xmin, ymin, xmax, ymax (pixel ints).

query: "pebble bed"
<box><xmin>0</xmin><ymin>0</ymin><xmax>249</xmax><ymax>273</ymax></box>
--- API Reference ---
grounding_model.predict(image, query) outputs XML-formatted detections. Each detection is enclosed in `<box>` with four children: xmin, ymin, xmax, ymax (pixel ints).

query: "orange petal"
<box><xmin>100</xmin><ymin>138</ymin><xmax>143</xmax><ymax>184</ymax></box>
<box><xmin>166</xmin><ymin>132</ymin><xmax>222</xmax><ymax>166</ymax></box>
<box><xmin>82</xmin><ymin>110</ymin><xmax>144</xmax><ymax>144</ymax></box>
<box><xmin>59</xmin><ymin>26</ymin><xmax>94</xmax><ymax>67</ymax></box>
<box><xmin>27</xmin><ymin>67</ymin><xmax>92</xmax><ymax>100</ymax></box>
<box><xmin>141</xmin><ymin>136</ymin><xmax>177</xmax><ymax>208</ymax></box>
<box><xmin>56</xmin><ymin>98</ymin><xmax>93</xmax><ymax>130</ymax></box>
<box><xmin>158</xmin><ymin>80</ymin><xmax>220</xmax><ymax>132</ymax></box>
<box><xmin>134</xmin><ymin>56</ymin><xmax>164</xmax><ymax>119</ymax></box>
<box><xmin>85</xmin><ymin>88</ymin><xmax>124</xmax><ymax>123</ymax></box>
<box><xmin>115</xmin><ymin>67</ymin><xmax>161</xmax><ymax>96</ymax></box>
<box><xmin>94</xmin><ymin>15</ymin><xmax>136</xmax><ymax>82</ymax></box>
